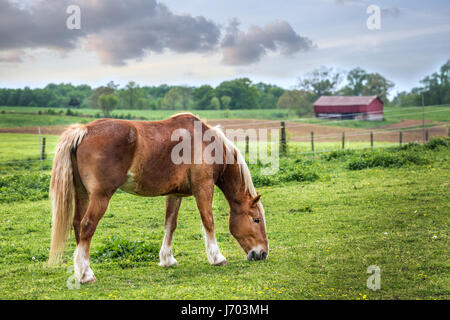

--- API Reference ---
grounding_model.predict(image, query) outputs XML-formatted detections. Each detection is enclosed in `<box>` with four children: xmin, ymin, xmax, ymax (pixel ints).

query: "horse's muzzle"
<box><xmin>247</xmin><ymin>249</ymin><xmax>268</xmax><ymax>261</ymax></box>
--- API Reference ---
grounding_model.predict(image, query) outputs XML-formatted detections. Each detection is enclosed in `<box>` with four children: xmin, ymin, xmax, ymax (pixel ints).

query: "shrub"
<box><xmin>252</xmin><ymin>173</ymin><xmax>278</xmax><ymax>187</ymax></box>
<box><xmin>280</xmin><ymin>169</ymin><xmax>319</xmax><ymax>183</ymax></box>
<box><xmin>322</xmin><ymin>149</ymin><xmax>355</xmax><ymax>161</ymax></box>
<box><xmin>91</xmin><ymin>236</ymin><xmax>159</xmax><ymax>263</ymax></box>
<box><xmin>347</xmin><ymin>149</ymin><xmax>431</xmax><ymax>170</ymax></box>
<box><xmin>424</xmin><ymin>137</ymin><xmax>449</xmax><ymax>150</ymax></box>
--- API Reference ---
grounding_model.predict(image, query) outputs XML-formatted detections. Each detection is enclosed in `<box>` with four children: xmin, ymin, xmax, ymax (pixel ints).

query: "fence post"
<box><xmin>342</xmin><ymin>132</ymin><xmax>345</xmax><ymax>150</ymax></box>
<box><xmin>245</xmin><ymin>134</ymin><xmax>249</xmax><ymax>156</ymax></box>
<box><xmin>370</xmin><ymin>131</ymin><xmax>373</xmax><ymax>148</ymax></box>
<box><xmin>280</xmin><ymin>121</ymin><xmax>286</xmax><ymax>154</ymax></box>
<box><xmin>40</xmin><ymin>137</ymin><xmax>46</xmax><ymax>173</ymax></box>
<box><xmin>425</xmin><ymin>129</ymin><xmax>429</xmax><ymax>142</ymax></box>
<box><xmin>311</xmin><ymin>131</ymin><xmax>314</xmax><ymax>152</ymax></box>
<box><xmin>399</xmin><ymin>131</ymin><xmax>402</xmax><ymax>147</ymax></box>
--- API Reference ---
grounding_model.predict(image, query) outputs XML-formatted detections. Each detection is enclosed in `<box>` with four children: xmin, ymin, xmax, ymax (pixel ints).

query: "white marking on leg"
<box><xmin>159</xmin><ymin>218</ymin><xmax>178</xmax><ymax>267</ymax></box>
<box><xmin>203</xmin><ymin>228</ymin><xmax>227</xmax><ymax>265</ymax></box>
<box><xmin>74</xmin><ymin>242</ymin><xmax>95</xmax><ymax>283</ymax></box>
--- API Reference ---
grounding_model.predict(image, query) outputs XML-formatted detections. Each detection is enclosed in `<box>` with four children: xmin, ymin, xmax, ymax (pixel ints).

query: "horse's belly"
<box><xmin>118</xmin><ymin>171</ymin><xmax>144</xmax><ymax>196</ymax></box>
<box><xmin>118</xmin><ymin>170</ymin><xmax>191</xmax><ymax>197</ymax></box>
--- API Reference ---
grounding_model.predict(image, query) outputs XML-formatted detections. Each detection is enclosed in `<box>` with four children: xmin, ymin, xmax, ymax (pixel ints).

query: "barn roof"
<box><xmin>314</xmin><ymin>96</ymin><xmax>380</xmax><ymax>106</ymax></box>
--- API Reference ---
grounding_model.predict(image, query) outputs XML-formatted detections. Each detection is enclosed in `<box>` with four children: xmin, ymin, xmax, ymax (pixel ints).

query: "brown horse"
<box><xmin>48</xmin><ymin>113</ymin><xmax>268</xmax><ymax>284</ymax></box>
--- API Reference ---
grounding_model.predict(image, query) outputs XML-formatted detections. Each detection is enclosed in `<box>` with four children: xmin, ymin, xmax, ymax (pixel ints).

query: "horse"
<box><xmin>48</xmin><ymin>113</ymin><xmax>268</xmax><ymax>284</ymax></box>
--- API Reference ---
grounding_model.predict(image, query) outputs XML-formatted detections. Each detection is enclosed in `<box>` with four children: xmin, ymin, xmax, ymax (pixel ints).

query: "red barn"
<box><xmin>313</xmin><ymin>96</ymin><xmax>384</xmax><ymax>121</ymax></box>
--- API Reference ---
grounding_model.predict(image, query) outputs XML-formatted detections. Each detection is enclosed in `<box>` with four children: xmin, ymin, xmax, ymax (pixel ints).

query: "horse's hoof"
<box><xmin>159</xmin><ymin>257</ymin><xmax>178</xmax><ymax>268</ymax></box>
<box><xmin>159</xmin><ymin>261</ymin><xmax>178</xmax><ymax>268</ymax></box>
<box><xmin>213</xmin><ymin>260</ymin><xmax>229</xmax><ymax>266</ymax></box>
<box><xmin>80</xmin><ymin>275</ymin><xmax>96</xmax><ymax>284</ymax></box>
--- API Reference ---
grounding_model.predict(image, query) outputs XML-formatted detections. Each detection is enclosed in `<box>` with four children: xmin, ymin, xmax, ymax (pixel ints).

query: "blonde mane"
<box><xmin>211</xmin><ymin>125</ymin><xmax>266</xmax><ymax>226</ymax></box>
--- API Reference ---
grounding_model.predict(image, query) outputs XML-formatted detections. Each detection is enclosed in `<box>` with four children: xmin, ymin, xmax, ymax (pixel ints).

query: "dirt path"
<box><xmin>207</xmin><ymin>119</ymin><xmax>448</xmax><ymax>143</ymax></box>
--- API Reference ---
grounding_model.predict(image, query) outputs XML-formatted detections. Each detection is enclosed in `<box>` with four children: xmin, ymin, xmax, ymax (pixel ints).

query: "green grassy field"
<box><xmin>0</xmin><ymin>113</ymin><xmax>94</xmax><ymax>128</ymax></box>
<box><xmin>0</xmin><ymin>134</ymin><xmax>448</xmax><ymax>300</ymax></box>
<box><xmin>0</xmin><ymin>106</ymin><xmax>291</xmax><ymax>122</ymax></box>
<box><xmin>1</xmin><ymin>105</ymin><xmax>448</xmax><ymax>130</ymax></box>
<box><xmin>0</xmin><ymin>134</ymin><xmax>60</xmax><ymax>161</ymax></box>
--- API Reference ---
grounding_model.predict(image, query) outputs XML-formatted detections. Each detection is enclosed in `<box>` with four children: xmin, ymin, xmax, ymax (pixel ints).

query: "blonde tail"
<box><xmin>48</xmin><ymin>124</ymin><xmax>88</xmax><ymax>266</ymax></box>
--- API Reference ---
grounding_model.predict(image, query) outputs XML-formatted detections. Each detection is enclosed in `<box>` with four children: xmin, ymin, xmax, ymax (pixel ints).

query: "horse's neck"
<box><xmin>217</xmin><ymin>163</ymin><xmax>247</xmax><ymax>210</ymax></box>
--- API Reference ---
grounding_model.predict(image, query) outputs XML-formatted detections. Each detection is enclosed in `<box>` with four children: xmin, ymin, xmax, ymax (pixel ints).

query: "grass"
<box><xmin>0</xmin><ymin>113</ymin><xmax>94</xmax><ymax>128</ymax></box>
<box><xmin>0</xmin><ymin>106</ymin><xmax>292</xmax><ymax>122</ymax></box>
<box><xmin>0</xmin><ymin>133</ymin><xmax>60</xmax><ymax>162</ymax></box>
<box><xmin>0</xmin><ymin>137</ymin><xmax>448</xmax><ymax>300</ymax></box>
<box><xmin>1</xmin><ymin>105</ymin><xmax>448</xmax><ymax>130</ymax></box>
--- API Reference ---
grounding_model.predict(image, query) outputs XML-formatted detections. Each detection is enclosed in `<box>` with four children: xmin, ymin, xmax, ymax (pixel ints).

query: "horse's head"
<box><xmin>229</xmin><ymin>194</ymin><xmax>269</xmax><ymax>261</ymax></box>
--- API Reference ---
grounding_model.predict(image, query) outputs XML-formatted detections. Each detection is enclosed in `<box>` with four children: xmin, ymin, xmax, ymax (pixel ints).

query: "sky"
<box><xmin>0</xmin><ymin>0</ymin><xmax>449</xmax><ymax>95</ymax></box>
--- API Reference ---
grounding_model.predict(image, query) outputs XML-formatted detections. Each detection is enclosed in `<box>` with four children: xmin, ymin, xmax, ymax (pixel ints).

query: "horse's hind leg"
<box><xmin>159</xmin><ymin>195</ymin><xmax>182</xmax><ymax>267</ymax></box>
<box><xmin>193</xmin><ymin>183</ymin><xmax>228</xmax><ymax>266</ymax></box>
<box><xmin>74</xmin><ymin>194</ymin><xmax>110</xmax><ymax>284</ymax></box>
<box><xmin>73</xmin><ymin>179</ymin><xmax>89</xmax><ymax>245</ymax></box>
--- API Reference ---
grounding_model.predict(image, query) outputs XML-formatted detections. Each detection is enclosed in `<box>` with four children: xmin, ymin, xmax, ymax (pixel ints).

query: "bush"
<box><xmin>280</xmin><ymin>169</ymin><xmax>319</xmax><ymax>183</ymax></box>
<box><xmin>322</xmin><ymin>149</ymin><xmax>355</xmax><ymax>161</ymax></box>
<box><xmin>252</xmin><ymin>174</ymin><xmax>278</xmax><ymax>187</ymax></box>
<box><xmin>91</xmin><ymin>236</ymin><xmax>159</xmax><ymax>263</ymax></box>
<box><xmin>424</xmin><ymin>137</ymin><xmax>449</xmax><ymax>150</ymax></box>
<box><xmin>347</xmin><ymin>149</ymin><xmax>430</xmax><ymax>170</ymax></box>
<box><xmin>250</xmin><ymin>158</ymin><xmax>320</xmax><ymax>187</ymax></box>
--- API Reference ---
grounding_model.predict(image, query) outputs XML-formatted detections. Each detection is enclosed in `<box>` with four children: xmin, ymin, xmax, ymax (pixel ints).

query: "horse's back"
<box><xmin>75</xmin><ymin>114</ymin><xmax>208</xmax><ymax>197</ymax></box>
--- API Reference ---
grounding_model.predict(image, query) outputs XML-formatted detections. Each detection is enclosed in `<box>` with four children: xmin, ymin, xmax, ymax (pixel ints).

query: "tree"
<box><xmin>362</xmin><ymin>73</ymin><xmax>394</xmax><ymax>103</ymax></box>
<box><xmin>393</xmin><ymin>91</ymin><xmax>421</xmax><ymax>107</ymax></box>
<box><xmin>277</xmin><ymin>90</ymin><xmax>314</xmax><ymax>116</ymax></box>
<box><xmin>162</xmin><ymin>88</ymin><xmax>181</xmax><ymax>110</ymax></box>
<box><xmin>419</xmin><ymin>60</ymin><xmax>450</xmax><ymax>105</ymax></box>
<box><xmin>255</xmin><ymin>82</ymin><xmax>285</xmax><ymax>109</ymax></box>
<box><xmin>98</xmin><ymin>94</ymin><xmax>119</xmax><ymax>116</ymax></box>
<box><xmin>192</xmin><ymin>85</ymin><xmax>215</xmax><ymax>109</ymax></box>
<box><xmin>340</xmin><ymin>67</ymin><xmax>368</xmax><ymax>96</ymax></box>
<box><xmin>215</xmin><ymin>78</ymin><xmax>259</xmax><ymax>109</ymax></box>
<box><xmin>68</xmin><ymin>97</ymin><xmax>81</xmax><ymax>108</ymax></box>
<box><xmin>89</xmin><ymin>86</ymin><xmax>115</xmax><ymax>109</ymax></box>
<box><xmin>297</xmin><ymin>66</ymin><xmax>342</xmax><ymax>99</ymax></box>
<box><xmin>220</xmin><ymin>96</ymin><xmax>231</xmax><ymax>110</ymax></box>
<box><xmin>177</xmin><ymin>86</ymin><xmax>192</xmax><ymax>109</ymax></box>
<box><xmin>121</xmin><ymin>81</ymin><xmax>142</xmax><ymax>109</ymax></box>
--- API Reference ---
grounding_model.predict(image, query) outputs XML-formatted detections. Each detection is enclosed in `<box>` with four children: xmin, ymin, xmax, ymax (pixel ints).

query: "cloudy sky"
<box><xmin>0</xmin><ymin>0</ymin><xmax>449</xmax><ymax>94</ymax></box>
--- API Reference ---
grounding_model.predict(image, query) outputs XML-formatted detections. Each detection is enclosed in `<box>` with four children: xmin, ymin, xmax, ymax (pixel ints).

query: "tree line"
<box><xmin>0</xmin><ymin>59</ymin><xmax>448</xmax><ymax>116</ymax></box>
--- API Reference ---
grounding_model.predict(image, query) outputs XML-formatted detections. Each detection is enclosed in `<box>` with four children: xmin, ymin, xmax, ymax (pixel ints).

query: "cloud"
<box><xmin>0</xmin><ymin>0</ymin><xmax>312</xmax><ymax>66</ymax></box>
<box><xmin>82</xmin><ymin>2</ymin><xmax>221</xmax><ymax>65</ymax></box>
<box><xmin>0</xmin><ymin>49</ymin><xmax>25</xmax><ymax>63</ymax></box>
<box><xmin>0</xmin><ymin>0</ymin><xmax>221</xmax><ymax>65</ymax></box>
<box><xmin>221</xmin><ymin>19</ymin><xmax>314</xmax><ymax>65</ymax></box>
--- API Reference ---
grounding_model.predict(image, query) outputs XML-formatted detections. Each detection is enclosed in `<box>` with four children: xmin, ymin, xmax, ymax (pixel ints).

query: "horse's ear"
<box><xmin>251</xmin><ymin>194</ymin><xmax>261</xmax><ymax>207</ymax></box>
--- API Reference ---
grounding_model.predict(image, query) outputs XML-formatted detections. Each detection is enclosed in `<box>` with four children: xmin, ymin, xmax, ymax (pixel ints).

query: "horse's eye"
<box><xmin>253</xmin><ymin>218</ymin><xmax>260</xmax><ymax>224</ymax></box>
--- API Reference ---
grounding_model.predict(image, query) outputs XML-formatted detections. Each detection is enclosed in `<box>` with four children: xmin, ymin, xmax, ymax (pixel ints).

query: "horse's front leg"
<box><xmin>193</xmin><ymin>183</ymin><xmax>228</xmax><ymax>266</ymax></box>
<box><xmin>159</xmin><ymin>195</ymin><xmax>182</xmax><ymax>267</ymax></box>
<box><xmin>74</xmin><ymin>194</ymin><xmax>110</xmax><ymax>284</ymax></box>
